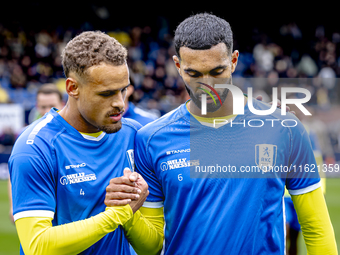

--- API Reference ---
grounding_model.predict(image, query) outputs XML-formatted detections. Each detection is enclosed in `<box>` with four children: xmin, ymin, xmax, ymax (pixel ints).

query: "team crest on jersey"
<box><xmin>126</xmin><ymin>149</ymin><xmax>135</xmax><ymax>171</ymax></box>
<box><xmin>255</xmin><ymin>144</ymin><xmax>277</xmax><ymax>172</ymax></box>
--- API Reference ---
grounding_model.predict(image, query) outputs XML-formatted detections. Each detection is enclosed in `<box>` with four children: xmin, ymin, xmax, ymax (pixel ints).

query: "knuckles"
<box><xmin>106</xmin><ymin>185</ymin><xmax>112</xmax><ymax>192</ymax></box>
<box><xmin>104</xmin><ymin>174</ymin><xmax>149</xmax><ymax>207</ymax></box>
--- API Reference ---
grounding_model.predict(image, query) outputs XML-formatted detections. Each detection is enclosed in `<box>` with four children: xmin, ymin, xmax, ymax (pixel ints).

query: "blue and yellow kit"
<box><xmin>9</xmin><ymin>108</ymin><xmax>141</xmax><ymax>255</ymax></box>
<box><xmin>134</xmin><ymin>99</ymin><xmax>336</xmax><ymax>255</ymax></box>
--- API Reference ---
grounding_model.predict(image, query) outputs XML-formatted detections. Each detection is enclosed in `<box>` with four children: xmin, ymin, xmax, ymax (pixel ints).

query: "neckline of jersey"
<box><xmin>181</xmin><ymin>99</ymin><xmax>250</xmax><ymax>130</ymax></box>
<box><xmin>50</xmin><ymin>108</ymin><xmax>108</xmax><ymax>142</ymax></box>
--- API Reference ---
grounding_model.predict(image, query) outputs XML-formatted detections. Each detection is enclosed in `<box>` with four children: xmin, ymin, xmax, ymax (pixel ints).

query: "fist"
<box><xmin>105</xmin><ymin>168</ymin><xmax>149</xmax><ymax>213</ymax></box>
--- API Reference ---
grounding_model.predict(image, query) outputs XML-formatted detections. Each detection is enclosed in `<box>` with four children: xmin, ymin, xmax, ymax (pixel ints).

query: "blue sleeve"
<box><xmin>134</xmin><ymin>130</ymin><xmax>164</xmax><ymax>202</ymax></box>
<box><xmin>9</xmin><ymin>137</ymin><xmax>56</xmax><ymax>219</ymax></box>
<box><xmin>123</xmin><ymin>117</ymin><xmax>143</xmax><ymax>130</ymax></box>
<box><xmin>286</xmin><ymin>121</ymin><xmax>321</xmax><ymax>195</ymax></box>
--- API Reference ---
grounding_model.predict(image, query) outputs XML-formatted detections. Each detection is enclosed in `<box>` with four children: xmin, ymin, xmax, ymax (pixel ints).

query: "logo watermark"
<box><xmin>188</xmin><ymin>77</ymin><xmax>340</xmax><ymax>179</ymax></box>
<box><xmin>200</xmin><ymin>84</ymin><xmax>311</xmax><ymax>116</ymax></box>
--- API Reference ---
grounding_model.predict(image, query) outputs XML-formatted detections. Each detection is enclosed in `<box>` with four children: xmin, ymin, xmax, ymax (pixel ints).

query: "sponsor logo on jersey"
<box><xmin>65</xmin><ymin>163</ymin><xmax>86</xmax><ymax>170</ymax></box>
<box><xmin>60</xmin><ymin>172</ymin><xmax>96</xmax><ymax>185</ymax></box>
<box><xmin>255</xmin><ymin>144</ymin><xmax>277</xmax><ymax>172</ymax></box>
<box><xmin>160</xmin><ymin>158</ymin><xmax>199</xmax><ymax>171</ymax></box>
<box><xmin>166</xmin><ymin>148</ymin><xmax>191</xmax><ymax>155</ymax></box>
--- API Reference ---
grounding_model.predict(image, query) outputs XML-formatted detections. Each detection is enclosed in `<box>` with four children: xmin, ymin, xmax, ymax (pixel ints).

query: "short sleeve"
<box><xmin>286</xmin><ymin>122</ymin><xmax>321</xmax><ymax>195</ymax></box>
<box><xmin>134</xmin><ymin>130</ymin><xmax>164</xmax><ymax>205</ymax></box>
<box><xmin>9</xmin><ymin>140</ymin><xmax>56</xmax><ymax>221</ymax></box>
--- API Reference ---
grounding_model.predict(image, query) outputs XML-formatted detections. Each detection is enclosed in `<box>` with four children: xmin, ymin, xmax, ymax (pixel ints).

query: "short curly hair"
<box><xmin>174</xmin><ymin>13</ymin><xmax>233</xmax><ymax>58</ymax></box>
<box><xmin>61</xmin><ymin>31</ymin><xmax>127</xmax><ymax>79</ymax></box>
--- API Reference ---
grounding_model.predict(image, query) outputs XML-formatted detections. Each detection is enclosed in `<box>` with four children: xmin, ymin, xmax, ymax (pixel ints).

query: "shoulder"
<box><xmin>132</xmin><ymin>105</ymin><xmax>159</xmax><ymax>120</ymax></box>
<box><xmin>9</xmin><ymin>113</ymin><xmax>63</xmax><ymax>167</ymax></box>
<box><xmin>247</xmin><ymin>98</ymin><xmax>305</xmax><ymax>131</ymax></box>
<box><xmin>13</xmin><ymin>113</ymin><xmax>61</xmax><ymax>151</ymax></box>
<box><xmin>249</xmin><ymin>99</ymin><xmax>312</xmax><ymax>153</ymax></box>
<box><xmin>136</xmin><ymin>104</ymin><xmax>187</xmax><ymax>141</ymax></box>
<box><xmin>121</xmin><ymin>117</ymin><xmax>143</xmax><ymax>132</ymax></box>
<box><xmin>242</xmin><ymin>99</ymin><xmax>310</xmax><ymax>152</ymax></box>
<box><xmin>125</xmin><ymin>103</ymin><xmax>159</xmax><ymax>126</ymax></box>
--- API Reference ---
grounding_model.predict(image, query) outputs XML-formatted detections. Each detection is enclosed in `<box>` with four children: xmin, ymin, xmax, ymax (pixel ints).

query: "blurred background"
<box><xmin>0</xmin><ymin>2</ymin><xmax>339</xmax><ymax>254</ymax></box>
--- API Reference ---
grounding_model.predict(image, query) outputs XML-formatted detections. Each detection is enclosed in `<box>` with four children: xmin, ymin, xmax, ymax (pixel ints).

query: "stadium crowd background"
<box><xmin>0</xmin><ymin>3</ymin><xmax>340</xmax><ymax>174</ymax></box>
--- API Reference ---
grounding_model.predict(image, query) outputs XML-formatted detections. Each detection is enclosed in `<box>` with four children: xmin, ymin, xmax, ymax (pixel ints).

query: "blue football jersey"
<box><xmin>123</xmin><ymin>102</ymin><xmax>158</xmax><ymax>126</ymax></box>
<box><xmin>9</xmin><ymin>108</ymin><xmax>141</xmax><ymax>255</ymax></box>
<box><xmin>135</xmin><ymin>99</ymin><xmax>320</xmax><ymax>255</ymax></box>
<box><xmin>123</xmin><ymin>102</ymin><xmax>158</xmax><ymax>255</ymax></box>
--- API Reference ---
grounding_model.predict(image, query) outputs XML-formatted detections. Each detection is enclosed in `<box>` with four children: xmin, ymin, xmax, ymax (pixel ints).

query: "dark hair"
<box><xmin>61</xmin><ymin>31</ymin><xmax>127</xmax><ymax>79</ymax></box>
<box><xmin>37</xmin><ymin>83</ymin><xmax>63</xmax><ymax>101</ymax></box>
<box><xmin>174</xmin><ymin>13</ymin><xmax>233</xmax><ymax>58</ymax></box>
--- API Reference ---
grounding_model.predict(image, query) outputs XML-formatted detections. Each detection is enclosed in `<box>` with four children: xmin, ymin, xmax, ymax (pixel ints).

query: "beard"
<box><xmin>185</xmin><ymin>78</ymin><xmax>231</xmax><ymax>113</ymax></box>
<box><xmin>80</xmin><ymin>107</ymin><xmax>124</xmax><ymax>134</ymax></box>
<box><xmin>99</xmin><ymin>107</ymin><xmax>124</xmax><ymax>133</ymax></box>
<box><xmin>98</xmin><ymin>121</ymin><xmax>122</xmax><ymax>134</ymax></box>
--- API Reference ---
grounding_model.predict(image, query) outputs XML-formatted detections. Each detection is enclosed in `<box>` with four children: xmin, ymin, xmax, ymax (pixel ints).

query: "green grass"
<box><xmin>325</xmin><ymin>178</ymin><xmax>340</xmax><ymax>245</ymax></box>
<box><xmin>0</xmin><ymin>179</ymin><xmax>339</xmax><ymax>254</ymax></box>
<box><xmin>0</xmin><ymin>180</ymin><xmax>19</xmax><ymax>255</ymax></box>
<box><xmin>296</xmin><ymin>178</ymin><xmax>340</xmax><ymax>254</ymax></box>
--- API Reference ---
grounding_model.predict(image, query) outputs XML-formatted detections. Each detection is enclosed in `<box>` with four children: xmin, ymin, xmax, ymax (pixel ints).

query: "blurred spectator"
<box><xmin>0</xmin><ymin>83</ymin><xmax>9</xmax><ymax>103</ymax></box>
<box><xmin>0</xmin><ymin>126</ymin><xmax>15</xmax><ymax>223</ymax></box>
<box><xmin>295</xmin><ymin>105</ymin><xmax>335</xmax><ymax>164</ymax></box>
<box><xmin>296</xmin><ymin>55</ymin><xmax>318</xmax><ymax>77</ymax></box>
<box><xmin>0</xmin><ymin>18</ymin><xmax>338</xmax><ymax>135</ymax></box>
<box><xmin>0</xmin><ymin>14</ymin><xmax>339</xmax><ymax>231</ymax></box>
<box><xmin>253</xmin><ymin>43</ymin><xmax>275</xmax><ymax>72</ymax></box>
<box><xmin>328</xmin><ymin>119</ymin><xmax>340</xmax><ymax>161</ymax></box>
<box><xmin>0</xmin><ymin>127</ymin><xmax>15</xmax><ymax>147</ymax></box>
<box><xmin>28</xmin><ymin>83</ymin><xmax>64</xmax><ymax>123</ymax></box>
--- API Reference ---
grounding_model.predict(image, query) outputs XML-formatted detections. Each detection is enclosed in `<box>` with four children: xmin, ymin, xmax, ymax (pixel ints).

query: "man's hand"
<box><xmin>105</xmin><ymin>168</ymin><xmax>149</xmax><ymax>213</ymax></box>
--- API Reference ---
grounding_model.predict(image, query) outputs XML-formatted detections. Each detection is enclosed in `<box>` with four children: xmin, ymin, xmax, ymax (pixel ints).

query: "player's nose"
<box><xmin>111</xmin><ymin>91</ymin><xmax>125</xmax><ymax>109</ymax></box>
<box><xmin>198</xmin><ymin>77</ymin><xmax>214</xmax><ymax>87</ymax></box>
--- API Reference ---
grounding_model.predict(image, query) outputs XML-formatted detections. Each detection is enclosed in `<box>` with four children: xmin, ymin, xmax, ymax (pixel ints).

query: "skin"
<box><xmin>59</xmin><ymin>62</ymin><xmax>129</xmax><ymax>134</ymax></box>
<box><xmin>36</xmin><ymin>93</ymin><xmax>63</xmax><ymax>116</ymax></box>
<box><xmin>58</xmin><ymin>62</ymin><xmax>148</xmax><ymax>213</ymax></box>
<box><xmin>9</xmin><ymin>90</ymin><xmax>63</xmax><ymax>223</ymax></box>
<box><xmin>9</xmin><ymin>62</ymin><xmax>149</xmax><ymax>218</ymax></box>
<box><xmin>105</xmin><ymin>168</ymin><xmax>149</xmax><ymax>213</ymax></box>
<box><xmin>104</xmin><ymin>44</ymin><xmax>292</xmax><ymax>205</ymax></box>
<box><xmin>173</xmin><ymin>43</ymin><xmax>245</xmax><ymax>117</ymax></box>
<box><xmin>105</xmin><ymin>44</ymin><xmax>242</xmax><ymax>208</ymax></box>
<box><xmin>122</xmin><ymin>85</ymin><xmax>134</xmax><ymax>115</ymax></box>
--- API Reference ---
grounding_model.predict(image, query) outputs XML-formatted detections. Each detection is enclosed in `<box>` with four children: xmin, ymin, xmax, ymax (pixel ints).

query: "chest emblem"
<box><xmin>255</xmin><ymin>144</ymin><xmax>277</xmax><ymax>172</ymax></box>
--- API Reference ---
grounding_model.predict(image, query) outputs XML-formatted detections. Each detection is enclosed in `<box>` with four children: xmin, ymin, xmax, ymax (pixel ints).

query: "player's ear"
<box><xmin>65</xmin><ymin>77</ymin><xmax>80</xmax><ymax>99</ymax></box>
<box><xmin>231</xmin><ymin>50</ymin><xmax>239</xmax><ymax>73</ymax></box>
<box><xmin>172</xmin><ymin>55</ymin><xmax>182</xmax><ymax>77</ymax></box>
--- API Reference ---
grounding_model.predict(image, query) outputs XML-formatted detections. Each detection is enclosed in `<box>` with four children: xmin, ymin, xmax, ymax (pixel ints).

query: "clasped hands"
<box><xmin>104</xmin><ymin>96</ymin><xmax>293</xmax><ymax>213</ymax></box>
<box><xmin>105</xmin><ymin>168</ymin><xmax>149</xmax><ymax>213</ymax></box>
